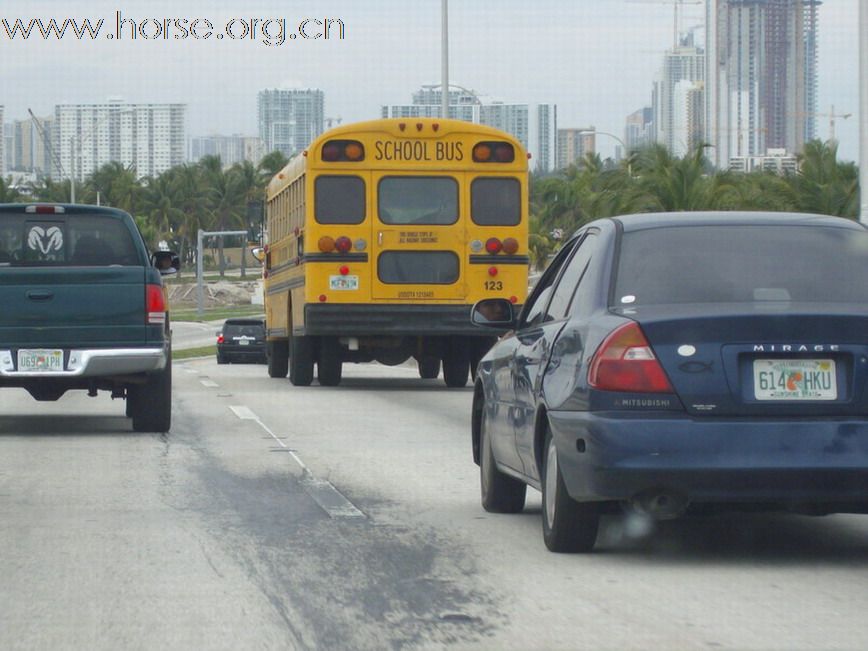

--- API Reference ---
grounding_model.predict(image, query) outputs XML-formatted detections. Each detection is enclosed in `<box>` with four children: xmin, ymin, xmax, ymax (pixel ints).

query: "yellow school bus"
<box><xmin>263</xmin><ymin>117</ymin><xmax>528</xmax><ymax>387</ymax></box>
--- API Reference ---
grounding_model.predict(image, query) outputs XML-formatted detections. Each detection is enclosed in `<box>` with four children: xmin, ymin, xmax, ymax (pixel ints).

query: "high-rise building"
<box><xmin>556</xmin><ymin>128</ymin><xmax>596</xmax><ymax>170</ymax></box>
<box><xmin>381</xmin><ymin>85</ymin><xmax>557</xmax><ymax>172</ymax></box>
<box><xmin>190</xmin><ymin>134</ymin><xmax>265</xmax><ymax>167</ymax></box>
<box><xmin>705</xmin><ymin>0</ymin><xmax>820</xmax><ymax>168</ymax></box>
<box><xmin>654</xmin><ymin>34</ymin><xmax>705</xmax><ymax>156</ymax></box>
<box><xmin>624</xmin><ymin>107</ymin><xmax>654</xmax><ymax>152</ymax></box>
<box><xmin>257</xmin><ymin>88</ymin><xmax>324</xmax><ymax>158</ymax></box>
<box><xmin>0</xmin><ymin>106</ymin><xmax>6</xmax><ymax>177</ymax></box>
<box><xmin>12</xmin><ymin>116</ymin><xmax>54</xmax><ymax>176</ymax></box>
<box><xmin>52</xmin><ymin>102</ymin><xmax>186</xmax><ymax>180</ymax></box>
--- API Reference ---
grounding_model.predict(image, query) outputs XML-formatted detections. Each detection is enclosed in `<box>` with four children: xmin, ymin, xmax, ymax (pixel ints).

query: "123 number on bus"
<box><xmin>484</xmin><ymin>280</ymin><xmax>503</xmax><ymax>291</ymax></box>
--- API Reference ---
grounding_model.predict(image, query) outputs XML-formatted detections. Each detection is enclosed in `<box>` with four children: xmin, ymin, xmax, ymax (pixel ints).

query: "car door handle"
<box><xmin>27</xmin><ymin>290</ymin><xmax>54</xmax><ymax>301</ymax></box>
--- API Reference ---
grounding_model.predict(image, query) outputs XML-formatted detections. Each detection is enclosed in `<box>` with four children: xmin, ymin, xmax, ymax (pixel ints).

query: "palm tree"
<box><xmin>87</xmin><ymin>161</ymin><xmax>141</xmax><ymax>212</ymax></box>
<box><xmin>257</xmin><ymin>150</ymin><xmax>289</xmax><ymax>184</ymax></box>
<box><xmin>785</xmin><ymin>140</ymin><xmax>859</xmax><ymax>217</ymax></box>
<box><xmin>0</xmin><ymin>177</ymin><xmax>21</xmax><ymax>203</ymax></box>
<box><xmin>27</xmin><ymin>177</ymin><xmax>71</xmax><ymax>203</ymax></box>
<box><xmin>200</xmin><ymin>155</ymin><xmax>246</xmax><ymax>276</ymax></box>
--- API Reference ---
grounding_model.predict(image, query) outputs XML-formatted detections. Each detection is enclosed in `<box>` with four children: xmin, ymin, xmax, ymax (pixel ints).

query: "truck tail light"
<box><xmin>146</xmin><ymin>284</ymin><xmax>166</xmax><ymax>325</ymax></box>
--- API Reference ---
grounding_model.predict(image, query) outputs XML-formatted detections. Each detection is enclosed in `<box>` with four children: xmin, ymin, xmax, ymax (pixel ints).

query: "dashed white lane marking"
<box><xmin>229</xmin><ymin>405</ymin><xmax>365</xmax><ymax>519</ymax></box>
<box><xmin>200</xmin><ymin>379</ymin><xmax>219</xmax><ymax>388</ymax></box>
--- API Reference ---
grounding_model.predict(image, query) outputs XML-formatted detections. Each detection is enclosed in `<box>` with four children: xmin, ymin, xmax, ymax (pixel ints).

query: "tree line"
<box><xmin>530</xmin><ymin>140</ymin><xmax>859</xmax><ymax>268</ymax></box>
<box><xmin>0</xmin><ymin>139</ymin><xmax>860</xmax><ymax>271</ymax></box>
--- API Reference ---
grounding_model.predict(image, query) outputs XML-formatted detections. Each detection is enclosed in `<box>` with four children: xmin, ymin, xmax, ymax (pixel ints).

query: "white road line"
<box><xmin>229</xmin><ymin>405</ymin><xmax>365</xmax><ymax>519</ymax></box>
<box><xmin>200</xmin><ymin>379</ymin><xmax>219</xmax><ymax>388</ymax></box>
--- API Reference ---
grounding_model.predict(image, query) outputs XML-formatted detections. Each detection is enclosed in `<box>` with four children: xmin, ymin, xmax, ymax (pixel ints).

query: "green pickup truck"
<box><xmin>0</xmin><ymin>204</ymin><xmax>178</xmax><ymax>432</ymax></box>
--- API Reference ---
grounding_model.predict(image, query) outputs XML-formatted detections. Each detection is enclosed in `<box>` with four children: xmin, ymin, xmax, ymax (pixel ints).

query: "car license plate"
<box><xmin>753</xmin><ymin>359</ymin><xmax>837</xmax><ymax>401</ymax></box>
<box><xmin>18</xmin><ymin>349</ymin><xmax>64</xmax><ymax>372</ymax></box>
<box><xmin>239</xmin><ymin>339</ymin><xmax>249</xmax><ymax>346</ymax></box>
<box><xmin>329</xmin><ymin>275</ymin><xmax>359</xmax><ymax>290</ymax></box>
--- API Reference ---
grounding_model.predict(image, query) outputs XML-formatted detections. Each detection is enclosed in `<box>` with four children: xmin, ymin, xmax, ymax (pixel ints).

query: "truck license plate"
<box><xmin>18</xmin><ymin>349</ymin><xmax>64</xmax><ymax>372</ymax></box>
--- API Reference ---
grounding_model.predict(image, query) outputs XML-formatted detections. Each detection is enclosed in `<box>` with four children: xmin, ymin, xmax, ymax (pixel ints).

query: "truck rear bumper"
<box><xmin>0</xmin><ymin>347</ymin><xmax>167</xmax><ymax>378</ymax></box>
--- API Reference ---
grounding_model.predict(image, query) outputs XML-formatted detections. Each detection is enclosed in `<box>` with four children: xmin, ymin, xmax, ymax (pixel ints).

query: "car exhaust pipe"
<box><xmin>630</xmin><ymin>489</ymin><xmax>689</xmax><ymax>520</ymax></box>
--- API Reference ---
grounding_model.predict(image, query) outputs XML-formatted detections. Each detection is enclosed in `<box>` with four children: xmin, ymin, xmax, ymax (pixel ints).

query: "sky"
<box><xmin>0</xmin><ymin>0</ymin><xmax>861</xmax><ymax>162</ymax></box>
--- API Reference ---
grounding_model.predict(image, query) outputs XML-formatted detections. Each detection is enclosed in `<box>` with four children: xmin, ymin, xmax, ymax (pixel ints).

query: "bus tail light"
<box><xmin>588</xmin><ymin>322</ymin><xmax>674</xmax><ymax>393</ymax></box>
<box><xmin>318</xmin><ymin>236</ymin><xmax>336</xmax><ymax>252</ymax></box>
<box><xmin>146</xmin><ymin>284</ymin><xmax>166</xmax><ymax>325</ymax></box>
<box><xmin>488</xmin><ymin>267</ymin><xmax>498</xmax><ymax>277</ymax></box>
<box><xmin>335</xmin><ymin>236</ymin><xmax>352</xmax><ymax>253</ymax></box>
<box><xmin>502</xmin><ymin>238</ymin><xmax>519</xmax><ymax>254</ymax></box>
<box><xmin>339</xmin><ymin>265</ymin><xmax>350</xmax><ymax>276</ymax></box>
<box><xmin>485</xmin><ymin>238</ymin><xmax>503</xmax><ymax>254</ymax></box>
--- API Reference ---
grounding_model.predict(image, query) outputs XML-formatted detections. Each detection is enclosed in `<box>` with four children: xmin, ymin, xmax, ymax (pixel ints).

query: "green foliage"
<box><xmin>0</xmin><ymin>177</ymin><xmax>22</xmax><ymax>203</ymax></box>
<box><xmin>530</xmin><ymin>140</ymin><xmax>862</xmax><ymax>241</ymax></box>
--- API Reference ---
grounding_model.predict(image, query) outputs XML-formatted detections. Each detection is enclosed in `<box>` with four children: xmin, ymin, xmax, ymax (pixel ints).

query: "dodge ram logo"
<box><xmin>27</xmin><ymin>226</ymin><xmax>64</xmax><ymax>255</ymax></box>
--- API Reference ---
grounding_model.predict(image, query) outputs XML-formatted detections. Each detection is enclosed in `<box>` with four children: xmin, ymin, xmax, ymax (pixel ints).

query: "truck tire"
<box><xmin>131</xmin><ymin>355</ymin><xmax>172</xmax><ymax>433</ymax></box>
<box><xmin>289</xmin><ymin>335</ymin><xmax>314</xmax><ymax>386</ymax></box>
<box><xmin>418</xmin><ymin>356</ymin><xmax>440</xmax><ymax>379</ymax></box>
<box><xmin>268</xmin><ymin>340</ymin><xmax>289</xmax><ymax>378</ymax></box>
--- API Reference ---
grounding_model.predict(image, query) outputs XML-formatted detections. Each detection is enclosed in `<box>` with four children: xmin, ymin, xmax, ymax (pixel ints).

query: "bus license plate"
<box><xmin>329</xmin><ymin>275</ymin><xmax>359</xmax><ymax>291</ymax></box>
<box><xmin>753</xmin><ymin>359</ymin><xmax>837</xmax><ymax>401</ymax></box>
<box><xmin>18</xmin><ymin>349</ymin><xmax>64</xmax><ymax>372</ymax></box>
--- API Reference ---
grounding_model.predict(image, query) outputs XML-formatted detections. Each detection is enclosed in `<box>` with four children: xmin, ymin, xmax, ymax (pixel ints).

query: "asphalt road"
<box><xmin>2</xmin><ymin>361</ymin><xmax>868</xmax><ymax>650</ymax></box>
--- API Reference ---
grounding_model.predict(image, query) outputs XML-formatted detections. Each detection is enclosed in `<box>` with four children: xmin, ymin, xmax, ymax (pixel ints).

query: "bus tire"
<box><xmin>418</xmin><ymin>356</ymin><xmax>440</xmax><ymax>379</ymax></box>
<box><xmin>443</xmin><ymin>356</ymin><xmax>469</xmax><ymax>388</ymax></box>
<box><xmin>267</xmin><ymin>340</ymin><xmax>289</xmax><ymax>378</ymax></box>
<box><xmin>317</xmin><ymin>337</ymin><xmax>343</xmax><ymax>387</ymax></box>
<box><xmin>290</xmin><ymin>335</ymin><xmax>314</xmax><ymax>386</ymax></box>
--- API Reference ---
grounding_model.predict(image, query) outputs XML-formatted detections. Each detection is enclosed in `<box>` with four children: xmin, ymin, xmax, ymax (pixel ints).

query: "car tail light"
<box><xmin>25</xmin><ymin>205</ymin><xmax>65</xmax><ymax>214</ymax></box>
<box><xmin>146</xmin><ymin>284</ymin><xmax>166</xmax><ymax>325</ymax></box>
<box><xmin>588</xmin><ymin>322</ymin><xmax>673</xmax><ymax>393</ymax></box>
<box><xmin>217</xmin><ymin>334</ymin><xmax>225</xmax><ymax>344</ymax></box>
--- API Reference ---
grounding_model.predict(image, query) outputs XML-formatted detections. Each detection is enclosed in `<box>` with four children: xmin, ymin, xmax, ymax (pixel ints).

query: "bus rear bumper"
<box><xmin>300</xmin><ymin>304</ymin><xmax>518</xmax><ymax>337</ymax></box>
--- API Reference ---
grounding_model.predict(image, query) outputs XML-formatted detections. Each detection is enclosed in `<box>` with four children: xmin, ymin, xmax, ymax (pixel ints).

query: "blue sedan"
<box><xmin>470</xmin><ymin>212</ymin><xmax>868</xmax><ymax>553</ymax></box>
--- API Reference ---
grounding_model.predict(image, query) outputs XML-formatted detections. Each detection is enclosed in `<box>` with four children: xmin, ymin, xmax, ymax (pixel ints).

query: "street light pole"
<box><xmin>441</xmin><ymin>0</ymin><xmax>449</xmax><ymax>120</ymax></box>
<box><xmin>860</xmin><ymin>0</ymin><xmax>868</xmax><ymax>223</ymax></box>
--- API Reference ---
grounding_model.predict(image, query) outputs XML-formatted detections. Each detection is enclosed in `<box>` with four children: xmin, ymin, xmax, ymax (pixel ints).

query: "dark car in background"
<box><xmin>217</xmin><ymin>319</ymin><xmax>266</xmax><ymax>364</ymax></box>
<box><xmin>470</xmin><ymin>212</ymin><xmax>868</xmax><ymax>553</ymax></box>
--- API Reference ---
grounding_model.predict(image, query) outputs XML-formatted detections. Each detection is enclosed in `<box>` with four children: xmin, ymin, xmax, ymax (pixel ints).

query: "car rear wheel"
<box><xmin>289</xmin><ymin>335</ymin><xmax>314</xmax><ymax>386</ymax></box>
<box><xmin>418</xmin><ymin>356</ymin><xmax>440</xmax><ymax>379</ymax></box>
<box><xmin>541</xmin><ymin>427</ymin><xmax>599</xmax><ymax>553</ymax></box>
<box><xmin>317</xmin><ymin>336</ymin><xmax>343</xmax><ymax>386</ymax></box>
<box><xmin>131</xmin><ymin>356</ymin><xmax>172</xmax><ymax>433</ymax></box>
<box><xmin>480</xmin><ymin>400</ymin><xmax>526</xmax><ymax>513</ymax></box>
<box><xmin>267</xmin><ymin>340</ymin><xmax>289</xmax><ymax>378</ymax></box>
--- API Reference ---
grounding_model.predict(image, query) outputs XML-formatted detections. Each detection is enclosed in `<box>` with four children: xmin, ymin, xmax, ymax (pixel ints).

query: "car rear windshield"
<box><xmin>614</xmin><ymin>224</ymin><xmax>868</xmax><ymax>306</ymax></box>
<box><xmin>0</xmin><ymin>214</ymin><xmax>140</xmax><ymax>267</ymax></box>
<box><xmin>224</xmin><ymin>323</ymin><xmax>264</xmax><ymax>337</ymax></box>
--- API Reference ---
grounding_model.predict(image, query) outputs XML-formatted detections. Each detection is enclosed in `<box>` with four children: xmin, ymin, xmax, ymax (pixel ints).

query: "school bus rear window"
<box><xmin>314</xmin><ymin>176</ymin><xmax>366</xmax><ymax>225</ymax></box>
<box><xmin>378</xmin><ymin>177</ymin><xmax>458</xmax><ymax>225</ymax></box>
<box><xmin>471</xmin><ymin>178</ymin><xmax>521</xmax><ymax>226</ymax></box>
<box><xmin>378</xmin><ymin>251</ymin><xmax>459</xmax><ymax>285</ymax></box>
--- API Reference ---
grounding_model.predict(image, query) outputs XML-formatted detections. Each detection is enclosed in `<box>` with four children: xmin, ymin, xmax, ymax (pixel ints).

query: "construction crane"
<box><xmin>625</xmin><ymin>0</ymin><xmax>702</xmax><ymax>49</ymax></box>
<box><xmin>790</xmin><ymin>106</ymin><xmax>853</xmax><ymax>142</ymax></box>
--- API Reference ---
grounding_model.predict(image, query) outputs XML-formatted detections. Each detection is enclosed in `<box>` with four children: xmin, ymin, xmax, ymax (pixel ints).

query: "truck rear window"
<box><xmin>0</xmin><ymin>215</ymin><xmax>140</xmax><ymax>267</ymax></box>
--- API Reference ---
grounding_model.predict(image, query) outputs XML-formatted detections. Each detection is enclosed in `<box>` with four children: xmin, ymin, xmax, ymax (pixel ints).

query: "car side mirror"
<box><xmin>471</xmin><ymin>298</ymin><xmax>516</xmax><ymax>328</ymax></box>
<box><xmin>152</xmin><ymin>250</ymin><xmax>180</xmax><ymax>276</ymax></box>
